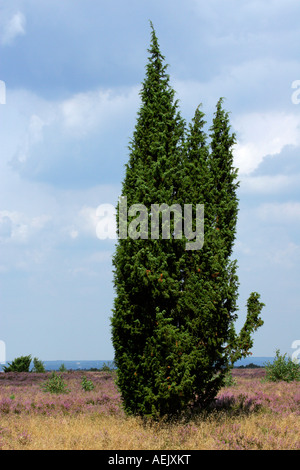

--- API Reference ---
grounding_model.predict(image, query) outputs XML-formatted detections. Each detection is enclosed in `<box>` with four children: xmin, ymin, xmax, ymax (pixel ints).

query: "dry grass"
<box><xmin>0</xmin><ymin>411</ymin><xmax>299</xmax><ymax>450</ymax></box>
<box><xmin>0</xmin><ymin>369</ymin><xmax>299</xmax><ymax>450</ymax></box>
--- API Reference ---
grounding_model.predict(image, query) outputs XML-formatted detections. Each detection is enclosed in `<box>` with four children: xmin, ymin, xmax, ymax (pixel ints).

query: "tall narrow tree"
<box><xmin>175</xmin><ymin>101</ymin><xmax>264</xmax><ymax>409</ymax></box>
<box><xmin>111</xmin><ymin>25</ymin><xmax>264</xmax><ymax>418</ymax></box>
<box><xmin>206</xmin><ymin>98</ymin><xmax>264</xmax><ymax>367</ymax></box>
<box><xmin>111</xmin><ymin>23</ymin><xmax>188</xmax><ymax>417</ymax></box>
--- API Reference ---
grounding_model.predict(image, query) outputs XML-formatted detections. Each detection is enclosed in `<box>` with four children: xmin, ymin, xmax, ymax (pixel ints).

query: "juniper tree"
<box><xmin>111</xmin><ymin>25</ymin><xmax>264</xmax><ymax>418</ymax></box>
<box><xmin>207</xmin><ymin>99</ymin><xmax>264</xmax><ymax>366</ymax></box>
<box><xmin>111</xmin><ymin>23</ymin><xmax>188</xmax><ymax>418</ymax></box>
<box><xmin>174</xmin><ymin>102</ymin><xmax>264</xmax><ymax>408</ymax></box>
<box><xmin>3</xmin><ymin>355</ymin><xmax>32</xmax><ymax>372</ymax></box>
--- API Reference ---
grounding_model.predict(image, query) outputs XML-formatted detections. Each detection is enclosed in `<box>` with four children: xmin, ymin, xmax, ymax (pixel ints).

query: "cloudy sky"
<box><xmin>1</xmin><ymin>0</ymin><xmax>300</xmax><ymax>362</ymax></box>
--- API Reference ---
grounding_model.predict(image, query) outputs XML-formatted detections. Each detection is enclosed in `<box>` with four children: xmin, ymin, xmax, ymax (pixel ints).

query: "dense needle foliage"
<box><xmin>3</xmin><ymin>355</ymin><xmax>32</xmax><ymax>373</ymax></box>
<box><xmin>264</xmin><ymin>350</ymin><xmax>300</xmax><ymax>382</ymax></box>
<box><xmin>111</xmin><ymin>23</ymin><xmax>264</xmax><ymax>418</ymax></box>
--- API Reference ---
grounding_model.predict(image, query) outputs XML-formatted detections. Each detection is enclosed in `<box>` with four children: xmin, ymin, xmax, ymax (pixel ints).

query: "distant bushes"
<box><xmin>99</xmin><ymin>361</ymin><xmax>115</xmax><ymax>372</ymax></box>
<box><xmin>264</xmin><ymin>349</ymin><xmax>300</xmax><ymax>382</ymax></box>
<box><xmin>3</xmin><ymin>352</ymin><xmax>299</xmax><ymax>386</ymax></box>
<box><xmin>236</xmin><ymin>363</ymin><xmax>264</xmax><ymax>369</ymax></box>
<box><xmin>41</xmin><ymin>372</ymin><xmax>95</xmax><ymax>395</ymax></box>
<box><xmin>2</xmin><ymin>356</ymin><xmax>115</xmax><ymax>373</ymax></box>
<box><xmin>3</xmin><ymin>355</ymin><xmax>32</xmax><ymax>372</ymax></box>
<box><xmin>3</xmin><ymin>355</ymin><xmax>46</xmax><ymax>373</ymax></box>
<box><xmin>81</xmin><ymin>375</ymin><xmax>95</xmax><ymax>391</ymax></box>
<box><xmin>41</xmin><ymin>372</ymin><xmax>70</xmax><ymax>394</ymax></box>
<box><xmin>32</xmin><ymin>357</ymin><xmax>46</xmax><ymax>373</ymax></box>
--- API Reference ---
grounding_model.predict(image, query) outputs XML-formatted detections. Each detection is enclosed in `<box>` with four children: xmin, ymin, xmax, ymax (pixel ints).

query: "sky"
<box><xmin>0</xmin><ymin>0</ymin><xmax>300</xmax><ymax>362</ymax></box>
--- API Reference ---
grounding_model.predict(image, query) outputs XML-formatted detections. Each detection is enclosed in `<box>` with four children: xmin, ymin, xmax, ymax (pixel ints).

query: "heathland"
<box><xmin>0</xmin><ymin>368</ymin><xmax>299</xmax><ymax>450</ymax></box>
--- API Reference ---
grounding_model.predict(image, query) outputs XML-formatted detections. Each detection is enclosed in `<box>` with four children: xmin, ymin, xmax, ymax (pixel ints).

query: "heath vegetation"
<box><xmin>0</xmin><ymin>363</ymin><xmax>299</xmax><ymax>450</ymax></box>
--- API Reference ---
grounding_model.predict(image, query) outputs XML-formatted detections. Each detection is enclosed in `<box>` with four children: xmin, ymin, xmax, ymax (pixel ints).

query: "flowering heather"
<box><xmin>219</xmin><ymin>368</ymin><xmax>300</xmax><ymax>416</ymax></box>
<box><xmin>0</xmin><ymin>369</ymin><xmax>299</xmax><ymax>449</ymax></box>
<box><xmin>0</xmin><ymin>371</ymin><xmax>122</xmax><ymax>418</ymax></box>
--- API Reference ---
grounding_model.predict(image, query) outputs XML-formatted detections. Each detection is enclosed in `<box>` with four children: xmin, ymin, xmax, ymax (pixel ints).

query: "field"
<box><xmin>0</xmin><ymin>368</ymin><xmax>299</xmax><ymax>450</ymax></box>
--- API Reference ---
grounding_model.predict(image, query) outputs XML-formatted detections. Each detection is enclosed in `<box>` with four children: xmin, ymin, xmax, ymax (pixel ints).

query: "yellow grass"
<box><xmin>0</xmin><ymin>369</ymin><xmax>299</xmax><ymax>450</ymax></box>
<box><xmin>0</xmin><ymin>410</ymin><xmax>299</xmax><ymax>450</ymax></box>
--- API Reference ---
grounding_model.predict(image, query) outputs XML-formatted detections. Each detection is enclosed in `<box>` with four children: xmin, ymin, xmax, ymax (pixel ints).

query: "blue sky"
<box><xmin>0</xmin><ymin>0</ymin><xmax>300</xmax><ymax>361</ymax></box>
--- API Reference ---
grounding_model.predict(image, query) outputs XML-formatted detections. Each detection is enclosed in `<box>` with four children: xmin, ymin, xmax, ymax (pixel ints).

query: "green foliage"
<box><xmin>100</xmin><ymin>361</ymin><xmax>114</xmax><ymax>372</ymax></box>
<box><xmin>59</xmin><ymin>363</ymin><xmax>67</xmax><ymax>372</ymax></box>
<box><xmin>228</xmin><ymin>292</ymin><xmax>265</xmax><ymax>365</ymax></box>
<box><xmin>32</xmin><ymin>357</ymin><xmax>46</xmax><ymax>373</ymax></box>
<box><xmin>41</xmin><ymin>371</ymin><xmax>70</xmax><ymax>394</ymax></box>
<box><xmin>3</xmin><ymin>355</ymin><xmax>32</xmax><ymax>373</ymax></box>
<box><xmin>237</xmin><ymin>363</ymin><xmax>264</xmax><ymax>369</ymax></box>
<box><xmin>264</xmin><ymin>349</ymin><xmax>300</xmax><ymax>382</ymax></box>
<box><xmin>81</xmin><ymin>375</ymin><xmax>95</xmax><ymax>391</ymax></box>
<box><xmin>222</xmin><ymin>370</ymin><xmax>237</xmax><ymax>387</ymax></box>
<box><xmin>111</xmin><ymin>23</ymin><xmax>264</xmax><ymax>419</ymax></box>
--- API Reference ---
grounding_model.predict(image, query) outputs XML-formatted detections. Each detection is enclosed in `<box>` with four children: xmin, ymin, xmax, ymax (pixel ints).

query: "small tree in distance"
<box><xmin>111</xmin><ymin>23</ymin><xmax>264</xmax><ymax>419</ymax></box>
<box><xmin>32</xmin><ymin>357</ymin><xmax>46</xmax><ymax>373</ymax></box>
<box><xmin>264</xmin><ymin>349</ymin><xmax>300</xmax><ymax>382</ymax></box>
<box><xmin>3</xmin><ymin>355</ymin><xmax>32</xmax><ymax>373</ymax></box>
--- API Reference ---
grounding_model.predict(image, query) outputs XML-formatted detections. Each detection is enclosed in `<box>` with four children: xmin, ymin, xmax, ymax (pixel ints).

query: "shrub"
<box><xmin>59</xmin><ymin>363</ymin><xmax>67</xmax><ymax>372</ymax></box>
<box><xmin>100</xmin><ymin>362</ymin><xmax>114</xmax><ymax>372</ymax></box>
<box><xmin>41</xmin><ymin>371</ymin><xmax>70</xmax><ymax>394</ymax></box>
<box><xmin>264</xmin><ymin>349</ymin><xmax>300</xmax><ymax>382</ymax></box>
<box><xmin>32</xmin><ymin>357</ymin><xmax>46</xmax><ymax>373</ymax></box>
<box><xmin>222</xmin><ymin>370</ymin><xmax>237</xmax><ymax>387</ymax></box>
<box><xmin>81</xmin><ymin>375</ymin><xmax>95</xmax><ymax>391</ymax></box>
<box><xmin>3</xmin><ymin>355</ymin><xmax>32</xmax><ymax>372</ymax></box>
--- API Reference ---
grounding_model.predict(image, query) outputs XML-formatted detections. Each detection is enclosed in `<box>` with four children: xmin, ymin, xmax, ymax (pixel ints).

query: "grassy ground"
<box><xmin>0</xmin><ymin>369</ymin><xmax>299</xmax><ymax>450</ymax></box>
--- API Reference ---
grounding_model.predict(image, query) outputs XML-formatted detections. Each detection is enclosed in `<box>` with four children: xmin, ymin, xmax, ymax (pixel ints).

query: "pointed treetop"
<box><xmin>149</xmin><ymin>20</ymin><xmax>157</xmax><ymax>41</ymax></box>
<box><xmin>146</xmin><ymin>21</ymin><xmax>166</xmax><ymax>66</ymax></box>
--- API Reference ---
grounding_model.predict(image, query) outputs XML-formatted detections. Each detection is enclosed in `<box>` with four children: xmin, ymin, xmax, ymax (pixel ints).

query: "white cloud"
<box><xmin>78</xmin><ymin>206</ymin><xmax>99</xmax><ymax>237</ymax></box>
<box><xmin>6</xmin><ymin>85</ymin><xmax>140</xmax><ymax>184</ymax></box>
<box><xmin>78</xmin><ymin>204</ymin><xmax>117</xmax><ymax>240</ymax></box>
<box><xmin>239</xmin><ymin>174</ymin><xmax>300</xmax><ymax>194</ymax></box>
<box><xmin>234</xmin><ymin>240</ymin><xmax>253</xmax><ymax>256</ymax></box>
<box><xmin>0</xmin><ymin>210</ymin><xmax>50</xmax><ymax>243</ymax></box>
<box><xmin>60</xmin><ymin>86</ymin><xmax>140</xmax><ymax>137</ymax></box>
<box><xmin>232</xmin><ymin>112</ymin><xmax>300</xmax><ymax>175</ymax></box>
<box><xmin>87</xmin><ymin>251</ymin><xmax>113</xmax><ymax>264</ymax></box>
<box><xmin>257</xmin><ymin>202</ymin><xmax>300</xmax><ymax>223</ymax></box>
<box><xmin>70</xmin><ymin>229</ymin><xmax>79</xmax><ymax>239</ymax></box>
<box><xmin>15</xmin><ymin>114</ymin><xmax>45</xmax><ymax>163</ymax></box>
<box><xmin>68</xmin><ymin>266</ymin><xmax>98</xmax><ymax>278</ymax></box>
<box><xmin>1</xmin><ymin>11</ymin><xmax>26</xmax><ymax>46</ymax></box>
<box><xmin>267</xmin><ymin>241</ymin><xmax>300</xmax><ymax>269</ymax></box>
<box><xmin>0</xmin><ymin>215</ymin><xmax>12</xmax><ymax>239</ymax></box>
<box><xmin>67</xmin><ymin>250</ymin><xmax>113</xmax><ymax>279</ymax></box>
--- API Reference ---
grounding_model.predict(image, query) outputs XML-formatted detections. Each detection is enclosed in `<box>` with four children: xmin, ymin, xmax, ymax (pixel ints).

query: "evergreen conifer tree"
<box><xmin>206</xmin><ymin>99</ymin><xmax>264</xmax><ymax>367</ymax></box>
<box><xmin>111</xmin><ymin>23</ymin><xmax>188</xmax><ymax>417</ymax></box>
<box><xmin>111</xmin><ymin>25</ymin><xmax>264</xmax><ymax>418</ymax></box>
